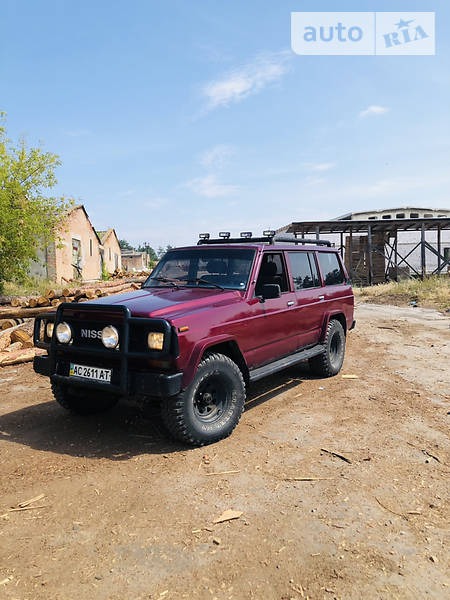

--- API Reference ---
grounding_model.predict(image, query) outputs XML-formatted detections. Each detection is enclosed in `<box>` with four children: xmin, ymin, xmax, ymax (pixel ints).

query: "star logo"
<box><xmin>396</xmin><ymin>18</ymin><xmax>414</xmax><ymax>29</ymax></box>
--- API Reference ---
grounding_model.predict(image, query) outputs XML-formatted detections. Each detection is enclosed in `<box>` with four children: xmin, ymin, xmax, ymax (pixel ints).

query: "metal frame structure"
<box><xmin>283</xmin><ymin>218</ymin><xmax>450</xmax><ymax>285</ymax></box>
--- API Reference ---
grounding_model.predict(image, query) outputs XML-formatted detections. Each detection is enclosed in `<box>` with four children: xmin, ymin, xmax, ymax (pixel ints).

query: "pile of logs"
<box><xmin>0</xmin><ymin>277</ymin><xmax>146</xmax><ymax>367</ymax></box>
<box><xmin>111</xmin><ymin>268</ymin><xmax>151</xmax><ymax>279</ymax></box>
<box><xmin>0</xmin><ymin>278</ymin><xmax>144</xmax><ymax>319</ymax></box>
<box><xmin>0</xmin><ymin>318</ymin><xmax>37</xmax><ymax>366</ymax></box>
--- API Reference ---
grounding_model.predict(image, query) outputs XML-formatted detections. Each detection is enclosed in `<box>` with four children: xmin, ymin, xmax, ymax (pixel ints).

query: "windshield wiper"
<box><xmin>146</xmin><ymin>276</ymin><xmax>180</xmax><ymax>288</ymax></box>
<box><xmin>186</xmin><ymin>277</ymin><xmax>224</xmax><ymax>290</ymax></box>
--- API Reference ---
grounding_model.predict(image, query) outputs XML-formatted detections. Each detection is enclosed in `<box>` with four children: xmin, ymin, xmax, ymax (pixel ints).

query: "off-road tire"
<box><xmin>161</xmin><ymin>353</ymin><xmax>246</xmax><ymax>446</ymax></box>
<box><xmin>51</xmin><ymin>381</ymin><xmax>119</xmax><ymax>415</ymax></box>
<box><xmin>309</xmin><ymin>319</ymin><xmax>346</xmax><ymax>377</ymax></box>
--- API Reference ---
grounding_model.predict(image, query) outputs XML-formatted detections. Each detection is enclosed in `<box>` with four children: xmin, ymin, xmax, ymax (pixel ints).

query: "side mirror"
<box><xmin>261</xmin><ymin>284</ymin><xmax>281</xmax><ymax>300</ymax></box>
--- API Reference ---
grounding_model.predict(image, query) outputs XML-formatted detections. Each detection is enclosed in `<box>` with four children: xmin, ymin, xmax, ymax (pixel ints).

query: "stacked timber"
<box><xmin>0</xmin><ymin>278</ymin><xmax>145</xmax><ymax>366</ymax></box>
<box><xmin>110</xmin><ymin>268</ymin><xmax>152</xmax><ymax>279</ymax></box>
<box><xmin>0</xmin><ymin>319</ymin><xmax>39</xmax><ymax>366</ymax></box>
<box><xmin>0</xmin><ymin>278</ymin><xmax>144</xmax><ymax>319</ymax></box>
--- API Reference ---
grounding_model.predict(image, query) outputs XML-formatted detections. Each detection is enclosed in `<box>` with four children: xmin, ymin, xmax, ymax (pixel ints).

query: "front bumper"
<box><xmin>34</xmin><ymin>354</ymin><xmax>182</xmax><ymax>398</ymax></box>
<box><xmin>33</xmin><ymin>303</ymin><xmax>183</xmax><ymax>398</ymax></box>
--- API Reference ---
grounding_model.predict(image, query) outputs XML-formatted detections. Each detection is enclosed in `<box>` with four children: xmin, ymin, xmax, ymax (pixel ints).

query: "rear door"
<box><xmin>316</xmin><ymin>250</ymin><xmax>353</xmax><ymax>326</ymax></box>
<box><xmin>286</xmin><ymin>250</ymin><xmax>324</xmax><ymax>348</ymax></box>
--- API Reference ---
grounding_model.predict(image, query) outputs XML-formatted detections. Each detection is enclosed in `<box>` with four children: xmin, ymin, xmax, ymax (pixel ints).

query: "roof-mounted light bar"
<box><xmin>197</xmin><ymin>230</ymin><xmax>332</xmax><ymax>246</ymax></box>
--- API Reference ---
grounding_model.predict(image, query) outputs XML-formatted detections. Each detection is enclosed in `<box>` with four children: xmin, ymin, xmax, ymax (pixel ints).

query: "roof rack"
<box><xmin>197</xmin><ymin>232</ymin><xmax>332</xmax><ymax>247</ymax></box>
<box><xmin>198</xmin><ymin>236</ymin><xmax>274</xmax><ymax>245</ymax></box>
<box><xmin>274</xmin><ymin>234</ymin><xmax>332</xmax><ymax>247</ymax></box>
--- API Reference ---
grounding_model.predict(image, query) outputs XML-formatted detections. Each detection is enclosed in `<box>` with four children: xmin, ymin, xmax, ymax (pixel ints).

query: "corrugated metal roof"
<box><xmin>285</xmin><ymin>217</ymin><xmax>450</xmax><ymax>235</ymax></box>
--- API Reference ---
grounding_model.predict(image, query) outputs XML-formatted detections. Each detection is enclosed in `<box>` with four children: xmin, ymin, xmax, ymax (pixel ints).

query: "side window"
<box><xmin>317</xmin><ymin>252</ymin><xmax>345</xmax><ymax>286</ymax></box>
<box><xmin>255</xmin><ymin>253</ymin><xmax>289</xmax><ymax>295</ymax></box>
<box><xmin>288</xmin><ymin>252</ymin><xmax>320</xmax><ymax>290</ymax></box>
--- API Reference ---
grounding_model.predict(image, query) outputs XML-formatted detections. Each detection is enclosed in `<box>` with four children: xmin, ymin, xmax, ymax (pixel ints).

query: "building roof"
<box><xmin>284</xmin><ymin>217</ymin><xmax>450</xmax><ymax>235</ymax></box>
<box><xmin>121</xmin><ymin>250</ymin><xmax>148</xmax><ymax>257</ymax></box>
<box><xmin>62</xmin><ymin>204</ymin><xmax>102</xmax><ymax>245</ymax></box>
<box><xmin>335</xmin><ymin>207</ymin><xmax>450</xmax><ymax>220</ymax></box>
<box><xmin>96</xmin><ymin>228</ymin><xmax>119</xmax><ymax>245</ymax></box>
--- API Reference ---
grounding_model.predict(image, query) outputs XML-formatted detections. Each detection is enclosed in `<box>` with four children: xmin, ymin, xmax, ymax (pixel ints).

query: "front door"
<box><xmin>243</xmin><ymin>252</ymin><xmax>298</xmax><ymax>368</ymax></box>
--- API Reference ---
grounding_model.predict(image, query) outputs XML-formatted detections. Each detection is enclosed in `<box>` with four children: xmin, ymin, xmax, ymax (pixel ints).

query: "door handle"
<box><xmin>287</xmin><ymin>301</ymin><xmax>295</xmax><ymax>307</ymax></box>
<box><xmin>318</xmin><ymin>295</ymin><xmax>325</xmax><ymax>301</ymax></box>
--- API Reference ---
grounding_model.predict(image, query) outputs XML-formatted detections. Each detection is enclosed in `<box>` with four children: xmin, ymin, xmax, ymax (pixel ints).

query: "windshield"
<box><xmin>143</xmin><ymin>248</ymin><xmax>256</xmax><ymax>291</ymax></box>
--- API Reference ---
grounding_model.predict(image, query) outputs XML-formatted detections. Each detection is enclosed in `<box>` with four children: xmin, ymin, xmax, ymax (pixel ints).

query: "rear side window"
<box><xmin>288</xmin><ymin>252</ymin><xmax>320</xmax><ymax>290</ymax></box>
<box><xmin>317</xmin><ymin>252</ymin><xmax>345</xmax><ymax>285</ymax></box>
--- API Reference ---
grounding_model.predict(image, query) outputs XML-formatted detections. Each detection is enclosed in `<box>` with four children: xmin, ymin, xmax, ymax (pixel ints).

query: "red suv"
<box><xmin>34</xmin><ymin>232</ymin><xmax>355</xmax><ymax>446</ymax></box>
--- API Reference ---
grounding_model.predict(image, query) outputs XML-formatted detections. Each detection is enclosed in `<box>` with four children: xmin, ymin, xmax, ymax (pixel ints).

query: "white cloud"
<box><xmin>118</xmin><ymin>189</ymin><xmax>136</xmax><ymax>197</ymax></box>
<box><xmin>142</xmin><ymin>196</ymin><xmax>168</xmax><ymax>210</ymax></box>
<box><xmin>303</xmin><ymin>162</ymin><xmax>336</xmax><ymax>172</ymax></box>
<box><xmin>304</xmin><ymin>176</ymin><xmax>326</xmax><ymax>186</ymax></box>
<box><xmin>359</xmin><ymin>105</ymin><xmax>390</xmax><ymax>118</ymax></box>
<box><xmin>185</xmin><ymin>174</ymin><xmax>239</xmax><ymax>198</ymax></box>
<box><xmin>202</xmin><ymin>51</ymin><xmax>291</xmax><ymax>110</ymax></box>
<box><xmin>200</xmin><ymin>144</ymin><xmax>235</xmax><ymax>168</ymax></box>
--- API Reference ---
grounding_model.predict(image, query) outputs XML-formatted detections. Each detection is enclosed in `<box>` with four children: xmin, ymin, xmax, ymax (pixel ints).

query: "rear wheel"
<box><xmin>51</xmin><ymin>382</ymin><xmax>119</xmax><ymax>415</ymax></box>
<box><xmin>309</xmin><ymin>319</ymin><xmax>346</xmax><ymax>377</ymax></box>
<box><xmin>161</xmin><ymin>353</ymin><xmax>246</xmax><ymax>446</ymax></box>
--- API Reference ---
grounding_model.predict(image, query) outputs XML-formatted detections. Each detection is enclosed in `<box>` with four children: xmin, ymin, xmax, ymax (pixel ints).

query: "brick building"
<box><xmin>97</xmin><ymin>228</ymin><xmax>122</xmax><ymax>274</ymax></box>
<box><xmin>30</xmin><ymin>205</ymin><xmax>102</xmax><ymax>283</ymax></box>
<box><xmin>121</xmin><ymin>251</ymin><xmax>152</xmax><ymax>272</ymax></box>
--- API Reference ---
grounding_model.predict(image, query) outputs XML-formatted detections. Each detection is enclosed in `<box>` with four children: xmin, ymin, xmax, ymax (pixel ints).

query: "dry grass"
<box><xmin>355</xmin><ymin>276</ymin><xmax>450</xmax><ymax>311</ymax></box>
<box><xmin>2</xmin><ymin>279</ymin><xmax>58</xmax><ymax>297</ymax></box>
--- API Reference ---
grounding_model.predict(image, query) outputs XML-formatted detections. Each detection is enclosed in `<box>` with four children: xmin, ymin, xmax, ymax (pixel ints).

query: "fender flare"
<box><xmin>319</xmin><ymin>311</ymin><xmax>347</xmax><ymax>343</ymax></box>
<box><xmin>181</xmin><ymin>334</ymin><xmax>247</xmax><ymax>389</ymax></box>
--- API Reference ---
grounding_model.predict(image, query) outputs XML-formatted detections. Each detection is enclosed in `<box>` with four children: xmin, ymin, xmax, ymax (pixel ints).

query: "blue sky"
<box><xmin>2</xmin><ymin>0</ymin><xmax>449</xmax><ymax>249</ymax></box>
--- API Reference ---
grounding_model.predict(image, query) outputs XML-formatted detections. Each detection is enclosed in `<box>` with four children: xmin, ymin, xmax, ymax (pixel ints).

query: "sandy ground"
<box><xmin>0</xmin><ymin>302</ymin><xmax>449</xmax><ymax>600</ymax></box>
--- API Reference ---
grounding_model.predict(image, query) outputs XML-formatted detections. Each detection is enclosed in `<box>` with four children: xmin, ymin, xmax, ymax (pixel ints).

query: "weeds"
<box><xmin>355</xmin><ymin>276</ymin><xmax>450</xmax><ymax>311</ymax></box>
<box><xmin>2</xmin><ymin>279</ymin><xmax>58</xmax><ymax>297</ymax></box>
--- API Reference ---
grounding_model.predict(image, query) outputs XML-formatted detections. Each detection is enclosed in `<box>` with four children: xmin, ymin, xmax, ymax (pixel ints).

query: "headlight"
<box><xmin>102</xmin><ymin>325</ymin><xmax>119</xmax><ymax>349</ymax></box>
<box><xmin>147</xmin><ymin>332</ymin><xmax>164</xmax><ymax>351</ymax></box>
<box><xmin>56</xmin><ymin>322</ymin><xmax>72</xmax><ymax>344</ymax></box>
<box><xmin>45</xmin><ymin>322</ymin><xmax>54</xmax><ymax>338</ymax></box>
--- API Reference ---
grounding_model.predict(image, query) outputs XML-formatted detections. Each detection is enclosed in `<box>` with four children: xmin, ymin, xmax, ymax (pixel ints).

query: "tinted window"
<box><xmin>317</xmin><ymin>252</ymin><xmax>345</xmax><ymax>286</ymax></box>
<box><xmin>255</xmin><ymin>253</ymin><xmax>289</xmax><ymax>295</ymax></box>
<box><xmin>144</xmin><ymin>248</ymin><xmax>255</xmax><ymax>290</ymax></box>
<box><xmin>288</xmin><ymin>252</ymin><xmax>320</xmax><ymax>290</ymax></box>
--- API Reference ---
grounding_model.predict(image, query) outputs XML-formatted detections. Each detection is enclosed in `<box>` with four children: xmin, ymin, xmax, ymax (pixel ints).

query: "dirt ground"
<box><xmin>0</xmin><ymin>302</ymin><xmax>449</xmax><ymax>600</ymax></box>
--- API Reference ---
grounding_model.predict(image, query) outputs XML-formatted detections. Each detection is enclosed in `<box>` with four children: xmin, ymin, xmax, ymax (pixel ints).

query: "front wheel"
<box><xmin>309</xmin><ymin>319</ymin><xmax>346</xmax><ymax>377</ymax></box>
<box><xmin>51</xmin><ymin>382</ymin><xmax>119</xmax><ymax>415</ymax></box>
<box><xmin>161</xmin><ymin>353</ymin><xmax>246</xmax><ymax>446</ymax></box>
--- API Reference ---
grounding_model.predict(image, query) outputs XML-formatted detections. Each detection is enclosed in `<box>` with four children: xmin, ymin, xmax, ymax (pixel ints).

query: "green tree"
<box><xmin>156</xmin><ymin>244</ymin><xmax>173</xmax><ymax>259</ymax></box>
<box><xmin>0</xmin><ymin>113</ymin><xmax>69</xmax><ymax>290</ymax></box>
<box><xmin>119</xmin><ymin>239</ymin><xmax>134</xmax><ymax>251</ymax></box>
<box><xmin>137</xmin><ymin>243</ymin><xmax>158</xmax><ymax>262</ymax></box>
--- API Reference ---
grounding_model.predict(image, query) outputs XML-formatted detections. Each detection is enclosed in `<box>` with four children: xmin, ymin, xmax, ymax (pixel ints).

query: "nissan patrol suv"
<box><xmin>34</xmin><ymin>231</ymin><xmax>355</xmax><ymax>446</ymax></box>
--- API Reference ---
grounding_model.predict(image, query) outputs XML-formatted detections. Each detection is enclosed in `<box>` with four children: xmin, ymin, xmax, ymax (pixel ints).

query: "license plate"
<box><xmin>69</xmin><ymin>363</ymin><xmax>112</xmax><ymax>383</ymax></box>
